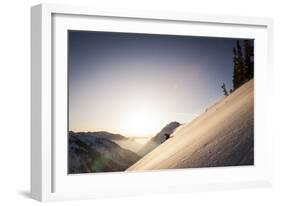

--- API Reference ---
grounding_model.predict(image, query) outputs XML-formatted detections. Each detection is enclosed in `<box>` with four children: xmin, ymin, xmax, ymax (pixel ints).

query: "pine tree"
<box><xmin>244</xmin><ymin>40</ymin><xmax>254</xmax><ymax>80</ymax></box>
<box><xmin>232</xmin><ymin>47</ymin><xmax>239</xmax><ymax>90</ymax></box>
<box><xmin>236</xmin><ymin>40</ymin><xmax>247</xmax><ymax>85</ymax></box>
<box><xmin>231</xmin><ymin>40</ymin><xmax>254</xmax><ymax>92</ymax></box>
<box><xmin>221</xmin><ymin>83</ymin><xmax>229</xmax><ymax>96</ymax></box>
<box><xmin>232</xmin><ymin>40</ymin><xmax>248</xmax><ymax>90</ymax></box>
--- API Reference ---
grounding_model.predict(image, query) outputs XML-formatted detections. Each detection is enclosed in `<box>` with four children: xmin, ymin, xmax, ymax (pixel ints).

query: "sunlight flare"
<box><xmin>123</xmin><ymin>107</ymin><xmax>163</xmax><ymax>137</ymax></box>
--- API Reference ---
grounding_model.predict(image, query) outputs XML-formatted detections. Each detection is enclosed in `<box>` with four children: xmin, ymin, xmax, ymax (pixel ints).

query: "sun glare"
<box><xmin>123</xmin><ymin>107</ymin><xmax>163</xmax><ymax>138</ymax></box>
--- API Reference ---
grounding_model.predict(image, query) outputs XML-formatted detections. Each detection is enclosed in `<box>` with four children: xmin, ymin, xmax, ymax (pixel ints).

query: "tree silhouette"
<box><xmin>221</xmin><ymin>83</ymin><xmax>229</xmax><ymax>96</ymax></box>
<box><xmin>244</xmin><ymin>40</ymin><xmax>254</xmax><ymax>80</ymax></box>
<box><xmin>232</xmin><ymin>47</ymin><xmax>240</xmax><ymax>90</ymax></box>
<box><xmin>232</xmin><ymin>40</ymin><xmax>254</xmax><ymax>91</ymax></box>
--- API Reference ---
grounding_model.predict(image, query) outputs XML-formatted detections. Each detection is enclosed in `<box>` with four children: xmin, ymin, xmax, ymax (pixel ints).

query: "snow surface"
<box><xmin>137</xmin><ymin>122</ymin><xmax>180</xmax><ymax>156</ymax></box>
<box><xmin>128</xmin><ymin>80</ymin><xmax>254</xmax><ymax>171</ymax></box>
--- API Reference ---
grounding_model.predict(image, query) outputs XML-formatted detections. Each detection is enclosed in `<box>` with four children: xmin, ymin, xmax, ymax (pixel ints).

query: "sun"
<box><xmin>122</xmin><ymin>107</ymin><xmax>163</xmax><ymax>138</ymax></box>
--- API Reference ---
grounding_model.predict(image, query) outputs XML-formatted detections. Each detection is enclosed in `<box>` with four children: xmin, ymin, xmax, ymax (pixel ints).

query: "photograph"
<box><xmin>67</xmin><ymin>30</ymin><xmax>254</xmax><ymax>174</ymax></box>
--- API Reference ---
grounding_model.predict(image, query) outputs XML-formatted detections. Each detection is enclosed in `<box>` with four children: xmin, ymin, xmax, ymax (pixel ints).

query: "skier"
<box><xmin>164</xmin><ymin>133</ymin><xmax>171</xmax><ymax>141</ymax></box>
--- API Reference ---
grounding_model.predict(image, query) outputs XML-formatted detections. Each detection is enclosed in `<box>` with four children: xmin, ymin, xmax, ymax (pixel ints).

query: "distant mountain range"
<box><xmin>68</xmin><ymin>131</ymin><xmax>141</xmax><ymax>174</ymax></box>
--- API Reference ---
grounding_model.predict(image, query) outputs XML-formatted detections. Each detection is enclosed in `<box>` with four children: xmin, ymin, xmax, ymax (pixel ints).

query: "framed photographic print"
<box><xmin>31</xmin><ymin>3</ymin><xmax>274</xmax><ymax>201</ymax></box>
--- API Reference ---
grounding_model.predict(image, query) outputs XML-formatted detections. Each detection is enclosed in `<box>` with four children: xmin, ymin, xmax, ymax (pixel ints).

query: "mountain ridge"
<box><xmin>68</xmin><ymin>132</ymin><xmax>140</xmax><ymax>173</ymax></box>
<box><xmin>137</xmin><ymin>121</ymin><xmax>181</xmax><ymax>156</ymax></box>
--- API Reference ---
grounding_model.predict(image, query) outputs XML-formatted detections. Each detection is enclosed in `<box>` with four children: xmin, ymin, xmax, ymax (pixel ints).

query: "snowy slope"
<box><xmin>137</xmin><ymin>122</ymin><xmax>180</xmax><ymax>156</ymax></box>
<box><xmin>128</xmin><ymin>80</ymin><xmax>254</xmax><ymax>171</ymax></box>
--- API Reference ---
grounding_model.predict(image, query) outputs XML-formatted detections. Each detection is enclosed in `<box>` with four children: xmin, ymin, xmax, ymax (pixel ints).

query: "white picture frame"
<box><xmin>31</xmin><ymin>3</ymin><xmax>274</xmax><ymax>202</ymax></box>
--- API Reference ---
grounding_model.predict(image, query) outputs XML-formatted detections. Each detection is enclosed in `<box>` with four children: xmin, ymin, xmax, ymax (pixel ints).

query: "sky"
<box><xmin>68</xmin><ymin>30</ymin><xmax>248</xmax><ymax>138</ymax></box>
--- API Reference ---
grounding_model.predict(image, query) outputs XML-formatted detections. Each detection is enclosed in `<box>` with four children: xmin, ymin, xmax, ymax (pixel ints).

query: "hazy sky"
<box><xmin>68</xmin><ymin>30</ymin><xmax>243</xmax><ymax>137</ymax></box>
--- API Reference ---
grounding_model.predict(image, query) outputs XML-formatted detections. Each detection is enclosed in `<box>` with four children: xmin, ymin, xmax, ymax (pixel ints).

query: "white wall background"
<box><xmin>0</xmin><ymin>0</ymin><xmax>280</xmax><ymax>205</ymax></box>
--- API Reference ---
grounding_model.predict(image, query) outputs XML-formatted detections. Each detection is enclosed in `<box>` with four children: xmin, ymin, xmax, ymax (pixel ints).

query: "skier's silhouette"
<box><xmin>164</xmin><ymin>133</ymin><xmax>171</xmax><ymax>141</ymax></box>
